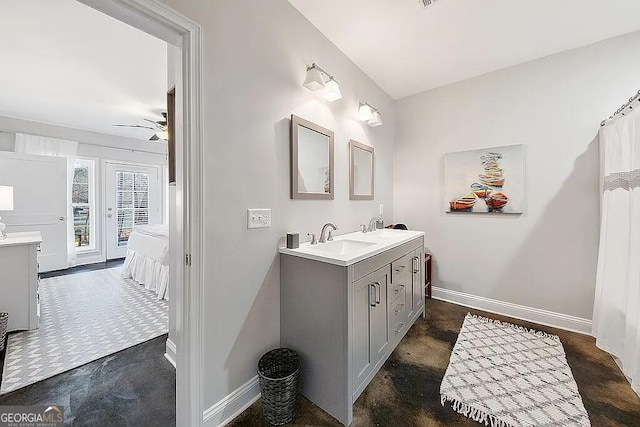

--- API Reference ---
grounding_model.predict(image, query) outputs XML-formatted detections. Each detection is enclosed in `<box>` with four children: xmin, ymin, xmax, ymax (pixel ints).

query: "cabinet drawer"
<box><xmin>390</xmin><ymin>282</ymin><xmax>406</xmax><ymax>304</ymax></box>
<box><xmin>392</xmin><ymin>319</ymin><xmax>406</xmax><ymax>338</ymax></box>
<box><xmin>391</xmin><ymin>258</ymin><xmax>410</xmax><ymax>280</ymax></box>
<box><xmin>391</xmin><ymin>300</ymin><xmax>406</xmax><ymax>323</ymax></box>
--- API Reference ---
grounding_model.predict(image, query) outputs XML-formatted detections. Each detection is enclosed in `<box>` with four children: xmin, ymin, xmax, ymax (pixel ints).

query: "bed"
<box><xmin>122</xmin><ymin>224</ymin><xmax>169</xmax><ymax>300</ymax></box>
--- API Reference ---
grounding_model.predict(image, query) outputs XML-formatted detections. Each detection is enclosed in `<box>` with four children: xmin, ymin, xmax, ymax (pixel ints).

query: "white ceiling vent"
<box><xmin>419</xmin><ymin>0</ymin><xmax>440</xmax><ymax>9</ymax></box>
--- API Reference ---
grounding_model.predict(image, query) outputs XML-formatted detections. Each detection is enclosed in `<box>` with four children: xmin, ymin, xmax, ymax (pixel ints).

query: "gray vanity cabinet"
<box><xmin>352</xmin><ymin>265</ymin><xmax>390</xmax><ymax>398</ymax></box>
<box><xmin>280</xmin><ymin>234</ymin><xmax>424</xmax><ymax>426</ymax></box>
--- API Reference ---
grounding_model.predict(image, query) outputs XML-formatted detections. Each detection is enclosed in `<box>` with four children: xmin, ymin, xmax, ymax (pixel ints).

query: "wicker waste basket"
<box><xmin>0</xmin><ymin>313</ymin><xmax>8</xmax><ymax>352</ymax></box>
<box><xmin>257</xmin><ymin>348</ymin><xmax>300</xmax><ymax>426</ymax></box>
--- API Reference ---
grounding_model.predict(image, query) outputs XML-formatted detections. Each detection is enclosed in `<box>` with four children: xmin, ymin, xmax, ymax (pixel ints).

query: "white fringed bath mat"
<box><xmin>440</xmin><ymin>314</ymin><xmax>590</xmax><ymax>427</ymax></box>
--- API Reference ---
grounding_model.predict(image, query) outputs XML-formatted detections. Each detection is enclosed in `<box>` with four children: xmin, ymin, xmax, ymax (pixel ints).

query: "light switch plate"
<box><xmin>379</xmin><ymin>204</ymin><xmax>384</xmax><ymax>215</ymax></box>
<box><xmin>247</xmin><ymin>208</ymin><xmax>271</xmax><ymax>229</ymax></box>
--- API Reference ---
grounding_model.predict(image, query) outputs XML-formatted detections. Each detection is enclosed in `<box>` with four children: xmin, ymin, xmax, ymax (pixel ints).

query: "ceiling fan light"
<box><xmin>155</xmin><ymin>130</ymin><xmax>168</xmax><ymax>140</ymax></box>
<box><xmin>368</xmin><ymin>109</ymin><xmax>383</xmax><ymax>127</ymax></box>
<box><xmin>358</xmin><ymin>103</ymin><xmax>373</xmax><ymax>122</ymax></box>
<box><xmin>303</xmin><ymin>65</ymin><xmax>325</xmax><ymax>91</ymax></box>
<box><xmin>322</xmin><ymin>77</ymin><xmax>342</xmax><ymax>102</ymax></box>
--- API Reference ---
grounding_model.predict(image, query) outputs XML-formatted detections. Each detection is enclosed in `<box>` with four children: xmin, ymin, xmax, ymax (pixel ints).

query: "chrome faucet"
<box><xmin>319</xmin><ymin>222</ymin><xmax>338</xmax><ymax>243</ymax></box>
<box><xmin>367</xmin><ymin>216</ymin><xmax>383</xmax><ymax>232</ymax></box>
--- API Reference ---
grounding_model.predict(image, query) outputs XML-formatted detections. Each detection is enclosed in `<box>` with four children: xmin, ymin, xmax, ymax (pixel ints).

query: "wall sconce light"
<box><xmin>303</xmin><ymin>63</ymin><xmax>343</xmax><ymax>102</ymax></box>
<box><xmin>359</xmin><ymin>102</ymin><xmax>383</xmax><ymax>127</ymax></box>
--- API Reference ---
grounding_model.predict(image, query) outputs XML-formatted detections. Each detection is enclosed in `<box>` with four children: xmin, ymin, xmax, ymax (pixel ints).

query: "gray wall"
<box><xmin>394</xmin><ymin>30</ymin><xmax>640</xmax><ymax>320</ymax></box>
<box><xmin>159</xmin><ymin>0</ymin><xmax>395</xmax><ymax>408</ymax></box>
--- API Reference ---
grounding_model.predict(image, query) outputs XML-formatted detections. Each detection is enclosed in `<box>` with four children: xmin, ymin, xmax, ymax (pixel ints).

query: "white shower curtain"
<box><xmin>593</xmin><ymin>107</ymin><xmax>640</xmax><ymax>396</ymax></box>
<box><xmin>15</xmin><ymin>133</ymin><xmax>79</xmax><ymax>268</ymax></box>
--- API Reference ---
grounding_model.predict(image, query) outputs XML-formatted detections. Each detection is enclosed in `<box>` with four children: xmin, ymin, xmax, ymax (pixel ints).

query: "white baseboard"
<box><xmin>202</xmin><ymin>375</ymin><xmax>261</xmax><ymax>427</ymax></box>
<box><xmin>432</xmin><ymin>287</ymin><xmax>593</xmax><ymax>335</ymax></box>
<box><xmin>164</xmin><ymin>338</ymin><xmax>177</xmax><ymax>369</ymax></box>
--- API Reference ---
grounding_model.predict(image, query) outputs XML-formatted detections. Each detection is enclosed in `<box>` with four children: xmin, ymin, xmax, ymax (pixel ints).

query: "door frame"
<box><xmin>77</xmin><ymin>1</ymin><xmax>204</xmax><ymax>426</ymax></box>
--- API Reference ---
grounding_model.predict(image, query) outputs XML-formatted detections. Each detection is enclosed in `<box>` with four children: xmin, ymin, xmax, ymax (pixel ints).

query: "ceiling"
<box><xmin>0</xmin><ymin>0</ymin><xmax>167</xmax><ymax>141</ymax></box>
<box><xmin>289</xmin><ymin>0</ymin><xmax>640</xmax><ymax>99</ymax></box>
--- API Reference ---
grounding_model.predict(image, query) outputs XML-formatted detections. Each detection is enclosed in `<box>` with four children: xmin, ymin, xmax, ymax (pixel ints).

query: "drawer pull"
<box><xmin>394</xmin><ymin>323</ymin><xmax>405</xmax><ymax>335</ymax></box>
<box><xmin>395</xmin><ymin>266</ymin><xmax>406</xmax><ymax>273</ymax></box>
<box><xmin>394</xmin><ymin>304</ymin><xmax>404</xmax><ymax>314</ymax></box>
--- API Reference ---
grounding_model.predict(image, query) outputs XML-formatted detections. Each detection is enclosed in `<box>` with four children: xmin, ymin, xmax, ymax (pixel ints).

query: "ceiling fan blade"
<box><xmin>143</xmin><ymin>118</ymin><xmax>162</xmax><ymax>128</ymax></box>
<box><xmin>112</xmin><ymin>124</ymin><xmax>155</xmax><ymax>130</ymax></box>
<box><xmin>149</xmin><ymin>134</ymin><xmax>160</xmax><ymax>141</ymax></box>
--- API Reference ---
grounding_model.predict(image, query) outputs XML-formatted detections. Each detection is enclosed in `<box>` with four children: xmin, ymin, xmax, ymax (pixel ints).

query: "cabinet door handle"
<box><xmin>369</xmin><ymin>284</ymin><xmax>376</xmax><ymax>307</ymax></box>
<box><xmin>412</xmin><ymin>257</ymin><xmax>420</xmax><ymax>274</ymax></box>
<box><xmin>374</xmin><ymin>282</ymin><xmax>381</xmax><ymax>305</ymax></box>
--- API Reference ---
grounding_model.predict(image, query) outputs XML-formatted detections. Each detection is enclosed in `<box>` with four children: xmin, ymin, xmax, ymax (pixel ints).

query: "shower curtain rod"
<box><xmin>601</xmin><ymin>89</ymin><xmax>640</xmax><ymax>126</ymax></box>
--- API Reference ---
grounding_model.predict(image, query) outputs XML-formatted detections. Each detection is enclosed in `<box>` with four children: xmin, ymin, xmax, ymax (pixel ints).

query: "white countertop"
<box><xmin>0</xmin><ymin>231</ymin><xmax>43</xmax><ymax>247</ymax></box>
<box><xmin>279</xmin><ymin>229</ymin><xmax>424</xmax><ymax>266</ymax></box>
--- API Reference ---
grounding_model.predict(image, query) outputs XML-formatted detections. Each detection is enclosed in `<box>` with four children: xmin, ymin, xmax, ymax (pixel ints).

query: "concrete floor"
<box><xmin>229</xmin><ymin>299</ymin><xmax>640</xmax><ymax>426</ymax></box>
<box><xmin>1</xmin><ymin>299</ymin><xmax>638</xmax><ymax>426</ymax></box>
<box><xmin>0</xmin><ymin>335</ymin><xmax>175</xmax><ymax>427</ymax></box>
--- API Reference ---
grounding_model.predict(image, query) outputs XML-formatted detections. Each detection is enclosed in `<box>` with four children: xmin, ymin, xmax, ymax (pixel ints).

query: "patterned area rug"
<box><xmin>441</xmin><ymin>313</ymin><xmax>590</xmax><ymax>427</ymax></box>
<box><xmin>1</xmin><ymin>267</ymin><xmax>168</xmax><ymax>394</ymax></box>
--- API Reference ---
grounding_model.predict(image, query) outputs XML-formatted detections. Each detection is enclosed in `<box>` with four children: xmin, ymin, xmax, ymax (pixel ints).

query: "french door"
<box><xmin>105</xmin><ymin>162</ymin><xmax>161</xmax><ymax>260</ymax></box>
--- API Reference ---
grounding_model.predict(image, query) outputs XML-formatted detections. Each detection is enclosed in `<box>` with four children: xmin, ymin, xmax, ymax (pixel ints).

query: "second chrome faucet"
<box><xmin>361</xmin><ymin>216</ymin><xmax>383</xmax><ymax>233</ymax></box>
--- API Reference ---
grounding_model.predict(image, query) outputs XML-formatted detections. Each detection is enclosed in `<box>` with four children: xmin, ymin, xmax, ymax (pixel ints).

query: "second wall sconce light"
<box><xmin>358</xmin><ymin>102</ymin><xmax>383</xmax><ymax>127</ymax></box>
<box><xmin>303</xmin><ymin>63</ymin><xmax>343</xmax><ymax>102</ymax></box>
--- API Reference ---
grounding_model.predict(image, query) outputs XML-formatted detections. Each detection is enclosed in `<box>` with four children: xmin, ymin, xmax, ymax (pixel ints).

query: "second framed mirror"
<box><xmin>349</xmin><ymin>140</ymin><xmax>374</xmax><ymax>200</ymax></box>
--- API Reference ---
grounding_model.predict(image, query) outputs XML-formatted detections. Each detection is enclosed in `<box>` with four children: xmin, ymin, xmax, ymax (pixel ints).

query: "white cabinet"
<box><xmin>0</xmin><ymin>232</ymin><xmax>42</xmax><ymax>332</ymax></box>
<box><xmin>281</xmin><ymin>234</ymin><xmax>425</xmax><ymax>425</ymax></box>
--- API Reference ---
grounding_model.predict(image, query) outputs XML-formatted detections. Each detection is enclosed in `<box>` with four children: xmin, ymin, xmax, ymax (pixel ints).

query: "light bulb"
<box><xmin>368</xmin><ymin>110</ymin><xmax>383</xmax><ymax>127</ymax></box>
<box><xmin>358</xmin><ymin>103</ymin><xmax>373</xmax><ymax>121</ymax></box>
<box><xmin>303</xmin><ymin>65</ymin><xmax>325</xmax><ymax>91</ymax></box>
<box><xmin>322</xmin><ymin>78</ymin><xmax>342</xmax><ymax>102</ymax></box>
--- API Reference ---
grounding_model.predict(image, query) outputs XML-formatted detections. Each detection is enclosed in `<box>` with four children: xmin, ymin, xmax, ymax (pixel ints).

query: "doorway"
<box><xmin>105</xmin><ymin>162</ymin><xmax>162</xmax><ymax>260</ymax></box>
<box><xmin>76</xmin><ymin>1</ymin><xmax>204</xmax><ymax>426</ymax></box>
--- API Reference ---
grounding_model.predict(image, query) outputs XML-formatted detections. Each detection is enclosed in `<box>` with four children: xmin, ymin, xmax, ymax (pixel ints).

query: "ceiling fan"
<box><xmin>112</xmin><ymin>112</ymin><xmax>167</xmax><ymax>141</ymax></box>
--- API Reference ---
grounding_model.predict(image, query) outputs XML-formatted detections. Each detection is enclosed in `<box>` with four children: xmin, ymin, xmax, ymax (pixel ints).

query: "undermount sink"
<box><xmin>310</xmin><ymin>239</ymin><xmax>375</xmax><ymax>255</ymax></box>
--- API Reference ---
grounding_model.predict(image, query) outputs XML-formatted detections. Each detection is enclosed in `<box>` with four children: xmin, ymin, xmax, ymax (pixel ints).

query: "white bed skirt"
<box><xmin>122</xmin><ymin>249</ymin><xmax>169</xmax><ymax>300</ymax></box>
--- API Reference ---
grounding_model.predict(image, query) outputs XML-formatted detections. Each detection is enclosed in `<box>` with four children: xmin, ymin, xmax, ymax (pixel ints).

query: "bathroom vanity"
<box><xmin>280</xmin><ymin>229</ymin><xmax>425</xmax><ymax>425</ymax></box>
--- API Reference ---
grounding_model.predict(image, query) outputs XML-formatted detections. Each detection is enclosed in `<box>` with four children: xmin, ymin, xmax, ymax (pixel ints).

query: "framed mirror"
<box><xmin>349</xmin><ymin>140</ymin><xmax>375</xmax><ymax>200</ymax></box>
<box><xmin>291</xmin><ymin>115</ymin><xmax>334</xmax><ymax>200</ymax></box>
